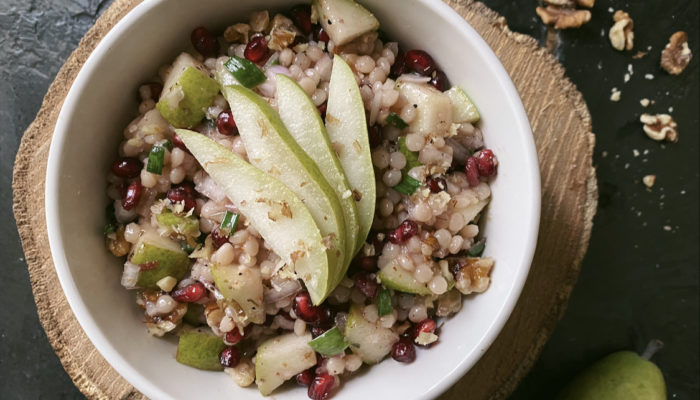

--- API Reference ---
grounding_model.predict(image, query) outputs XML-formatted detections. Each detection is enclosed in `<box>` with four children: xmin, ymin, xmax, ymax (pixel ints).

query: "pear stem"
<box><xmin>641</xmin><ymin>339</ymin><xmax>664</xmax><ymax>360</ymax></box>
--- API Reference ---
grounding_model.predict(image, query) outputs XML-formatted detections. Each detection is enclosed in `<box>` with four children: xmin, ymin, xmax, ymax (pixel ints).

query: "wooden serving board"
<box><xmin>12</xmin><ymin>0</ymin><xmax>597</xmax><ymax>398</ymax></box>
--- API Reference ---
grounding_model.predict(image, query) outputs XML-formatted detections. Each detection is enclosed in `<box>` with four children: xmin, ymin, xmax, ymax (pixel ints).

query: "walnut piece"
<box><xmin>536</xmin><ymin>5</ymin><xmax>591</xmax><ymax>29</ymax></box>
<box><xmin>642</xmin><ymin>175</ymin><xmax>656</xmax><ymax>188</ymax></box>
<box><xmin>106</xmin><ymin>226</ymin><xmax>130</xmax><ymax>257</ymax></box>
<box><xmin>609</xmin><ymin>10</ymin><xmax>634</xmax><ymax>51</ymax></box>
<box><xmin>661</xmin><ymin>31</ymin><xmax>692</xmax><ymax>75</ymax></box>
<box><xmin>454</xmin><ymin>257</ymin><xmax>494</xmax><ymax>295</ymax></box>
<box><xmin>268</xmin><ymin>14</ymin><xmax>297</xmax><ymax>51</ymax></box>
<box><xmin>224</xmin><ymin>23</ymin><xmax>251</xmax><ymax>43</ymax></box>
<box><xmin>249</xmin><ymin>10</ymin><xmax>270</xmax><ymax>33</ymax></box>
<box><xmin>544</xmin><ymin>0</ymin><xmax>594</xmax><ymax>7</ymax></box>
<box><xmin>640</xmin><ymin>113</ymin><xmax>678</xmax><ymax>142</ymax></box>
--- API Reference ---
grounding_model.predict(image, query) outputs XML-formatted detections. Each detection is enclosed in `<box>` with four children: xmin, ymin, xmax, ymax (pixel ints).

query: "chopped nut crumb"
<box><xmin>661</xmin><ymin>31</ymin><xmax>692</xmax><ymax>75</ymax></box>
<box><xmin>645</xmin><ymin>74</ymin><xmax>654</xmax><ymax>80</ymax></box>
<box><xmin>536</xmin><ymin>5</ymin><xmax>592</xmax><ymax>29</ymax></box>
<box><xmin>663</xmin><ymin>225</ymin><xmax>672</xmax><ymax>232</ymax></box>
<box><xmin>640</xmin><ymin>98</ymin><xmax>650</xmax><ymax>107</ymax></box>
<box><xmin>609</xmin><ymin>10</ymin><xmax>634</xmax><ymax>51</ymax></box>
<box><xmin>632</xmin><ymin>51</ymin><xmax>648</xmax><ymax>59</ymax></box>
<box><xmin>624</xmin><ymin>73</ymin><xmax>631</xmax><ymax>83</ymax></box>
<box><xmin>224</xmin><ymin>23</ymin><xmax>251</xmax><ymax>43</ymax></box>
<box><xmin>610</xmin><ymin>88</ymin><xmax>621</xmax><ymax>102</ymax></box>
<box><xmin>640</xmin><ymin>113</ymin><xmax>678</xmax><ymax>142</ymax></box>
<box><xmin>642</xmin><ymin>175</ymin><xmax>656</xmax><ymax>188</ymax></box>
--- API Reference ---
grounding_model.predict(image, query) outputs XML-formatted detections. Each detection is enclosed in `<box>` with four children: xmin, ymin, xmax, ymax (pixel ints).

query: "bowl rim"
<box><xmin>45</xmin><ymin>0</ymin><xmax>541</xmax><ymax>398</ymax></box>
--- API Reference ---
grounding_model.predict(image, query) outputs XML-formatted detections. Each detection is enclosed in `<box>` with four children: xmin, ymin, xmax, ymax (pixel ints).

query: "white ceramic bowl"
<box><xmin>46</xmin><ymin>0</ymin><xmax>540</xmax><ymax>398</ymax></box>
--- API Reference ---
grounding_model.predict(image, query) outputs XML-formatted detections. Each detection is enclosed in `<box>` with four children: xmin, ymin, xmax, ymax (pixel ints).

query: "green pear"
<box><xmin>255</xmin><ymin>332</ymin><xmax>317</xmax><ymax>395</ymax></box>
<box><xmin>444</xmin><ymin>86</ymin><xmax>480</xmax><ymax>123</ymax></box>
<box><xmin>344</xmin><ymin>304</ymin><xmax>398</xmax><ymax>364</ymax></box>
<box><xmin>221</xmin><ymin>85</ymin><xmax>346</xmax><ymax>300</ymax></box>
<box><xmin>313</xmin><ymin>0</ymin><xmax>379</xmax><ymax>46</ymax></box>
<box><xmin>156</xmin><ymin>52</ymin><xmax>220</xmax><ymax>128</ymax></box>
<box><xmin>275</xmin><ymin>74</ymin><xmax>360</xmax><ymax>286</ymax></box>
<box><xmin>156</xmin><ymin>209</ymin><xmax>200</xmax><ymax>238</ymax></box>
<box><xmin>211</xmin><ymin>263</ymin><xmax>265</xmax><ymax>324</ymax></box>
<box><xmin>378</xmin><ymin>258</ymin><xmax>454</xmax><ymax>295</ymax></box>
<box><xmin>175</xmin><ymin>329</ymin><xmax>227</xmax><ymax>371</ymax></box>
<box><xmin>130</xmin><ymin>231</ymin><xmax>190</xmax><ymax>289</ymax></box>
<box><xmin>558</xmin><ymin>341</ymin><xmax>667</xmax><ymax>400</ymax></box>
<box><xmin>175</xmin><ymin>129</ymin><xmax>332</xmax><ymax>305</ymax></box>
<box><xmin>326</xmin><ymin>55</ymin><xmax>376</xmax><ymax>249</ymax></box>
<box><xmin>397</xmin><ymin>81</ymin><xmax>453</xmax><ymax>137</ymax></box>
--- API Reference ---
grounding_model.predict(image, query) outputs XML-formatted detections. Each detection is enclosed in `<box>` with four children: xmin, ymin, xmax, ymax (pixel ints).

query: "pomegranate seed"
<box><xmin>219</xmin><ymin>346</ymin><xmax>240</xmax><ymax>368</ymax></box>
<box><xmin>171</xmin><ymin>133</ymin><xmax>190</xmax><ymax>154</ymax></box>
<box><xmin>190</xmin><ymin>26</ymin><xmax>220</xmax><ymax>58</ymax></box>
<box><xmin>293</xmin><ymin>291</ymin><xmax>322</xmax><ymax>323</ymax></box>
<box><xmin>171</xmin><ymin>282</ymin><xmax>207</xmax><ymax>303</ymax></box>
<box><xmin>430</xmin><ymin>69</ymin><xmax>448</xmax><ymax>91</ymax></box>
<box><xmin>111</xmin><ymin>157</ymin><xmax>142</xmax><ymax>179</ymax></box>
<box><xmin>290</xmin><ymin>4</ymin><xmax>312</xmax><ymax>35</ymax></box>
<box><xmin>311</xmin><ymin>325</ymin><xmax>329</xmax><ymax>338</ymax></box>
<box><xmin>121</xmin><ymin>181</ymin><xmax>142</xmax><ymax>211</ymax></box>
<box><xmin>475</xmin><ymin>149</ymin><xmax>498</xmax><ymax>177</ymax></box>
<box><xmin>387</xmin><ymin>220</ymin><xmax>419</xmax><ymax>245</ymax></box>
<box><xmin>313</xmin><ymin>25</ymin><xmax>330</xmax><ymax>43</ymax></box>
<box><xmin>354</xmin><ymin>272</ymin><xmax>379</xmax><ymax>299</ymax></box>
<box><xmin>147</xmin><ymin>82</ymin><xmax>163</xmax><ymax>99</ymax></box>
<box><xmin>390</xmin><ymin>51</ymin><xmax>406</xmax><ymax>78</ymax></box>
<box><xmin>354</xmin><ymin>255</ymin><xmax>378</xmax><ymax>272</ymax></box>
<box><xmin>391</xmin><ymin>337</ymin><xmax>416</xmax><ymax>363</ymax></box>
<box><xmin>411</xmin><ymin>318</ymin><xmax>436</xmax><ymax>341</ymax></box>
<box><xmin>368</xmin><ymin>124</ymin><xmax>382</xmax><ymax>148</ymax></box>
<box><xmin>224</xmin><ymin>329</ymin><xmax>244</xmax><ymax>345</ymax></box>
<box><xmin>216</xmin><ymin>110</ymin><xmax>238</xmax><ymax>136</ymax></box>
<box><xmin>404</xmin><ymin>50</ymin><xmax>436</xmax><ymax>76</ymax></box>
<box><xmin>210</xmin><ymin>229</ymin><xmax>229</xmax><ymax>249</ymax></box>
<box><xmin>308</xmin><ymin>373</ymin><xmax>335</xmax><ymax>400</ymax></box>
<box><xmin>296</xmin><ymin>368</ymin><xmax>315</xmax><ymax>386</ymax></box>
<box><xmin>167</xmin><ymin>184</ymin><xmax>196</xmax><ymax>211</ymax></box>
<box><xmin>426</xmin><ymin>176</ymin><xmax>447</xmax><ymax>193</ymax></box>
<box><xmin>244</xmin><ymin>34</ymin><xmax>269</xmax><ymax>63</ymax></box>
<box><xmin>464</xmin><ymin>157</ymin><xmax>480</xmax><ymax>187</ymax></box>
<box><xmin>317</xmin><ymin>101</ymin><xmax>327</xmax><ymax>118</ymax></box>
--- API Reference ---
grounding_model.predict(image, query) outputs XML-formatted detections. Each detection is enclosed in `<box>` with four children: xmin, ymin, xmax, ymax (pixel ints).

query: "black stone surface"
<box><xmin>0</xmin><ymin>1</ymin><xmax>697</xmax><ymax>399</ymax></box>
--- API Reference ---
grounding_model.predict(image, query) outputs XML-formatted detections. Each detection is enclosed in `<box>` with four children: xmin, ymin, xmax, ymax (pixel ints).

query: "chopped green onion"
<box><xmin>220</xmin><ymin>211</ymin><xmax>239</xmax><ymax>235</ymax></box>
<box><xmin>468</xmin><ymin>240</ymin><xmax>485</xmax><ymax>257</ymax></box>
<box><xmin>147</xmin><ymin>145</ymin><xmax>165</xmax><ymax>175</ymax></box>
<box><xmin>377</xmin><ymin>286</ymin><xmax>393</xmax><ymax>316</ymax></box>
<box><xmin>162</xmin><ymin>140</ymin><xmax>174</xmax><ymax>151</ymax></box>
<box><xmin>103</xmin><ymin>203</ymin><xmax>117</xmax><ymax>235</ymax></box>
<box><xmin>386</xmin><ymin>112</ymin><xmax>408</xmax><ymax>129</ymax></box>
<box><xmin>398</xmin><ymin>136</ymin><xmax>421</xmax><ymax>170</ymax></box>
<box><xmin>225</xmin><ymin>56</ymin><xmax>267</xmax><ymax>88</ymax></box>
<box><xmin>393</xmin><ymin>174</ymin><xmax>422</xmax><ymax>195</ymax></box>
<box><xmin>308</xmin><ymin>327</ymin><xmax>349</xmax><ymax>356</ymax></box>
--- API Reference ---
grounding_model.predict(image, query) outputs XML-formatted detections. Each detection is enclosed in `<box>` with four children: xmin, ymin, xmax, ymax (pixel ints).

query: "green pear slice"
<box><xmin>130</xmin><ymin>230</ymin><xmax>190</xmax><ymax>289</ymax></box>
<box><xmin>175</xmin><ymin>329</ymin><xmax>227</xmax><ymax>371</ymax></box>
<box><xmin>211</xmin><ymin>263</ymin><xmax>265</xmax><ymax>324</ymax></box>
<box><xmin>156</xmin><ymin>209</ymin><xmax>200</xmax><ymax>238</ymax></box>
<box><xmin>175</xmin><ymin>129</ymin><xmax>331</xmax><ymax>304</ymax></box>
<box><xmin>444</xmin><ymin>86</ymin><xmax>480</xmax><ymax>123</ymax></box>
<box><xmin>221</xmin><ymin>85</ymin><xmax>346</xmax><ymax>294</ymax></box>
<box><xmin>255</xmin><ymin>332</ymin><xmax>317</xmax><ymax>395</ymax></box>
<box><xmin>397</xmin><ymin>81</ymin><xmax>453</xmax><ymax>136</ymax></box>
<box><xmin>156</xmin><ymin>52</ymin><xmax>220</xmax><ymax>128</ymax></box>
<box><xmin>326</xmin><ymin>55</ymin><xmax>376</xmax><ymax>249</ymax></box>
<box><xmin>275</xmin><ymin>74</ymin><xmax>359</xmax><ymax>285</ymax></box>
<box><xmin>344</xmin><ymin>304</ymin><xmax>398</xmax><ymax>364</ymax></box>
<box><xmin>313</xmin><ymin>0</ymin><xmax>379</xmax><ymax>46</ymax></box>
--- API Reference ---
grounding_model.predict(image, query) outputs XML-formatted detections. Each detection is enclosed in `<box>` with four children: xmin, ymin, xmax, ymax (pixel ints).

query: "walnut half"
<box><xmin>536</xmin><ymin>5</ymin><xmax>591</xmax><ymax>29</ymax></box>
<box><xmin>451</xmin><ymin>257</ymin><xmax>494</xmax><ymax>295</ymax></box>
<box><xmin>640</xmin><ymin>113</ymin><xmax>678</xmax><ymax>143</ymax></box>
<box><xmin>661</xmin><ymin>31</ymin><xmax>692</xmax><ymax>75</ymax></box>
<box><xmin>609</xmin><ymin>10</ymin><xmax>634</xmax><ymax>51</ymax></box>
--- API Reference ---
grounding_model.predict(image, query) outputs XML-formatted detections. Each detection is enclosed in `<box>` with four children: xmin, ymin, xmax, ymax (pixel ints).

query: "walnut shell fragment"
<box><xmin>536</xmin><ymin>6</ymin><xmax>591</xmax><ymax>29</ymax></box>
<box><xmin>609</xmin><ymin>10</ymin><xmax>634</xmax><ymax>51</ymax></box>
<box><xmin>661</xmin><ymin>31</ymin><xmax>692</xmax><ymax>75</ymax></box>
<box><xmin>640</xmin><ymin>113</ymin><xmax>678</xmax><ymax>143</ymax></box>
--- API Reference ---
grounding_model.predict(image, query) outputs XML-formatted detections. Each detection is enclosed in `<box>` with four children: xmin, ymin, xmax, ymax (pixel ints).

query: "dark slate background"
<box><xmin>1</xmin><ymin>0</ymin><xmax>697</xmax><ymax>398</ymax></box>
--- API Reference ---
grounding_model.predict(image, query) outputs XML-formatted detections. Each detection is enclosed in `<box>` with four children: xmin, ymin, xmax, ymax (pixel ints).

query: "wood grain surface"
<box><xmin>12</xmin><ymin>0</ymin><xmax>597</xmax><ymax>399</ymax></box>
